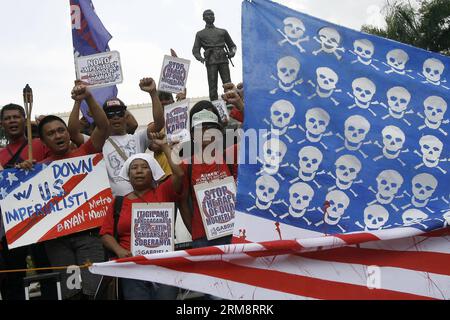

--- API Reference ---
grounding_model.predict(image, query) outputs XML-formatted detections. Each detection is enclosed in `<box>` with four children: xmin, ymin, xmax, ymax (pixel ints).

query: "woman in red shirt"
<box><xmin>100</xmin><ymin>133</ymin><xmax>183</xmax><ymax>300</ymax></box>
<box><xmin>178</xmin><ymin>101</ymin><xmax>239</xmax><ymax>249</ymax></box>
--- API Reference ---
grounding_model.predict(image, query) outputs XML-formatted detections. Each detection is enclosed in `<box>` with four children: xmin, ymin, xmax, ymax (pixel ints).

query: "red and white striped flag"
<box><xmin>90</xmin><ymin>228</ymin><xmax>449</xmax><ymax>300</ymax></box>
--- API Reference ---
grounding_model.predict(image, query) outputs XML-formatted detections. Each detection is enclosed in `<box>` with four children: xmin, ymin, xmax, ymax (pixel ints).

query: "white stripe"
<box><xmin>90</xmin><ymin>263</ymin><xmax>309</xmax><ymax>300</ymax></box>
<box><xmin>361</xmin><ymin>234</ymin><xmax>450</xmax><ymax>254</ymax></box>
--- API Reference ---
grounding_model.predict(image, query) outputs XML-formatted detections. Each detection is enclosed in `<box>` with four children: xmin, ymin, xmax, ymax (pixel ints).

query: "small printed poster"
<box><xmin>131</xmin><ymin>203</ymin><xmax>175</xmax><ymax>256</ymax></box>
<box><xmin>158</xmin><ymin>55</ymin><xmax>190</xmax><ymax>94</ymax></box>
<box><xmin>75</xmin><ymin>51</ymin><xmax>123</xmax><ymax>88</ymax></box>
<box><xmin>212</xmin><ymin>100</ymin><xmax>230</xmax><ymax>122</ymax></box>
<box><xmin>164</xmin><ymin>100</ymin><xmax>190</xmax><ymax>144</ymax></box>
<box><xmin>194</xmin><ymin>177</ymin><xmax>236</xmax><ymax>240</ymax></box>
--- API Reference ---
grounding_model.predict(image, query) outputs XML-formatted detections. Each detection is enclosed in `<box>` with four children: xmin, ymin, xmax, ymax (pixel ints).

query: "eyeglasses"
<box><xmin>106</xmin><ymin>110</ymin><xmax>126</xmax><ymax>119</ymax></box>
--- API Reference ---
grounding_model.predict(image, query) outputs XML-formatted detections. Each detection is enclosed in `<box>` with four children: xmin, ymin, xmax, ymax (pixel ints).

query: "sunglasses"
<box><xmin>106</xmin><ymin>110</ymin><xmax>126</xmax><ymax>119</ymax></box>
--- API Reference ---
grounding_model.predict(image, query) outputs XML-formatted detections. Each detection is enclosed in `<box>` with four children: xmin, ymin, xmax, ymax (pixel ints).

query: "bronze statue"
<box><xmin>193</xmin><ymin>9</ymin><xmax>237</xmax><ymax>101</ymax></box>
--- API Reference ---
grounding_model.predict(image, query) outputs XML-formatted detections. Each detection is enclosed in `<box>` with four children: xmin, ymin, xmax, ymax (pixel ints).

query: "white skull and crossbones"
<box><xmin>313</xmin><ymin>27</ymin><xmax>345</xmax><ymax>60</ymax></box>
<box><xmin>336</xmin><ymin>115</ymin><xmax>372</xmax><ymax>159</ymax></box>
<box><xmin>380</xmin><ymin>86</ymin><xmax>414</xmax><ymax>125</ymax></box>
<box><xmin>414</xmin><ymin>135</ymin><xmax>447</xmax><ymax>174</ymax></box>
<box><xmin>263</xmin><ymin>100</ymin><xmax>297</xmax><ymax>143</ymax></box>
<box><xmin>373</xmin><ymin>126</ymin><xmax>409</xmax><ymax>167</ymax></box>
<box><xmin>297</xmin><ymin>108</ymin><xmax>333</xmax><ymax>149</ymax></box>
<box><xmin>308</xmin><ymin>67</ymin><xmax>341</xmax><ymax>106</ymax></box>
<box><xmin>347</xmin><ymin>77</ymin><xmax>380</xmax><ymax>116</ymax></box>
<box><xmin>247</xmin><ymin>175</ymin><xmax>287</xmax><ymax>217</ymax></box>
<box><xmin>277</xmin><ymin>17</ymin><xmax>309</xmax><ymax>53</ymax></box>
<box><xmin>270</xmin><ymin>56</ymin><xmax>303</xmax><ymax>96</ymax></box>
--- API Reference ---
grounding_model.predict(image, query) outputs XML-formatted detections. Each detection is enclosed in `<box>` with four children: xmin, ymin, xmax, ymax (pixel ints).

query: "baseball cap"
<box><xmin>191</xmin><ymin>109</ymin><xmax>220</xmax><ymax>129</ymax></box>
<box><xmin>103</xmin><ymin>98</ymin><xmax>127</xmax><ymax>111</ymax></box>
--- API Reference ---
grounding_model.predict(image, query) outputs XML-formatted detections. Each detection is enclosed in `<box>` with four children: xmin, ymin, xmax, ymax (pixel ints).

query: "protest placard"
<box><xmin>131</xmin><ymin>203</ymin><xmax>175</xmax><ymax>256</ymax></box>
<box><xmin>194</xmin><ymin>177</ymin><xmax>236</xmax><ymax>240</ymax></box>
<box><xmin>0</xmin><ymin>154</ymin><xmax>113</xmax><ymax>249</ymax></box>
<box><xmin>158</xmin><ymin>55</ymin><xmax>190</xmax><ymax>94</ymax></box>
<box><xmin>75</xmin><ymin>51</ymin><xmax>123</xmax><ymax>89</ymax></box>
<box><xmin>164</xmin><ymin>100</ymin><xmax>190</xmax><ymax>144</ymax></box>
<box><xmin>212</xmin><ymin>99</ymin><xmax>230</xmax><ymax>122</ymax></box>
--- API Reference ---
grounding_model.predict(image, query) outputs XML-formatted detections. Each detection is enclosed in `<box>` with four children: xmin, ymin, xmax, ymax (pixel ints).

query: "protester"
<box><xmin>100</xmin><ymin>132</ymin><xmax>183</xmax><ymax>300</ymax></box>
<box><xmin>178</xmin><ymin>101</ymin><xmax>239</xmax><ymax>248</ymax></box>
<box><xmin>32</xmin><ymin>82</ymin><xmax>109</xmax><ymax>300</ymax></box>
<box><xmin>68</xmin><ymin>99</ymin><xmax>139</xmax><ymax>147</ymax></box>
<box><xmin>0</xmin><ymin>103</ymin><xmax>52</xmax><ymax>300</ymax></box>
<box><xmin>98</xmin><ymin>77</ymin><xmax>164</xmax><ymax>197</ymax></box>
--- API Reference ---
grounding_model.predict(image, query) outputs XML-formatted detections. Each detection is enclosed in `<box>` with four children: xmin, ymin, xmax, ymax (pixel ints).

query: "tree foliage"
<box><xmin>362</xmin><ymin>0</ymin><xmax>450</xmax><ymax>56</ymax></box>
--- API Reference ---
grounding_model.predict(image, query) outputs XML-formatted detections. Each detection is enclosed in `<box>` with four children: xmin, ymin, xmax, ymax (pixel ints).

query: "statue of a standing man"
<box><xmin>193</xmin><ymin>10</ymin><xmax>237</xmax><ymax>101</ymax></box>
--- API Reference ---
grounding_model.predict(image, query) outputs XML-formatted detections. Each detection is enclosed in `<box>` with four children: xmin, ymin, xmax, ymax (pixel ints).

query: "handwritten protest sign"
<box><xmin>212</xmin><ymin>100</ymin><xmax>230</xmax><ymax>123</ymax></box>
<box><xmin>0</xmin><ymin>154</ymin><xmax>112</xmax><ymax>249</ymax></box>
<box><xmin>158</xmin><ymin>55</ymin><xmax>190</xmax><ymax>94</ymax></box>
<box><xmin>131</xmin><ymin>203</ymin><xmax>175</xmax><ymax>256</ymax></box>
<box><xmin>194</xmin><ymin>177</ymin><xmax>236</xmax><ymax>240</ymax></box>
<box><xmin>75</xmin><ymin>51</ymin><xmax>123</xmax><ymax>89</ymax></box>
<box><xmin>164</xmin><ymin>100</ymin><xmax>190</xmax><ymax>144</ymax></box>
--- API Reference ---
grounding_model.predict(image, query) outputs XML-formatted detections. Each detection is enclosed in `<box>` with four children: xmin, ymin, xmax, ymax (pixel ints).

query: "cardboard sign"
<box><xmin>75</xmin><ymin>51</ymin><xmax>123</xmax><ymax>88</ymax></box>
<box><xmin>0</xmin><ymin>154</ymin><xmax>113</xmax><ymax>249</ymax></box>
<box><xmin>158</xmin><ymin>55</ymin><xmax>190</xmax><ymax>94</ymax></box>
<box><xmin>212</xmin><ymin>100</ymin><xmax>230</xmax><ymax>122</ymax></box>
<box><xmin>164</xmin><ymin>99</ymin><xmax>191</xmax><ymax>144</ymax></box>
<box><xmin>131</xmin><ymin>203</ymin><xmax>175</xmax><ymax>256</ymax></box>
<box><xmin>194</xmin><ymin>177</ymin><xmax>236</xmax><ymax>240</ymax></box>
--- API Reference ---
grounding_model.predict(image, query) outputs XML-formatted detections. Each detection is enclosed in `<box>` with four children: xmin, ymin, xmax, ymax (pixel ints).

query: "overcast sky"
<box><xmin>0</xmin><ymin>0</ymin><xmax>389</xmax><ymax>116</ymax></box>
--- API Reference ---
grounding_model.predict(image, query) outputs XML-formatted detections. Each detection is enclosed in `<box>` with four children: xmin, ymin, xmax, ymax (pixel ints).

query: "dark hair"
<box><xmin>38</xmin><ymin>115</ymin><xmax>67</xmax><ymax>140</ymax></box>
<box><xmin>1</xmin><ymin>104</ymin><xmax>25</xmax><ymax>120</ymax></box>
<box><xmin>157</xmin><ymin>91</ymin><xmax>174</xmax><ymax>103</ymax></box>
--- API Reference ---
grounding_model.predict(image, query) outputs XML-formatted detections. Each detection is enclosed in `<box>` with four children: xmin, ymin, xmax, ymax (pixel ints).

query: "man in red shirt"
<box><xmin>0</xmin><ymin>103</ymin><xmax>51</xmax><ymax>300</ymax></box>
<box><xmin>31</xmin><ymin>83</ymin><xmax>110</xmax><ymax>300</ymax></box>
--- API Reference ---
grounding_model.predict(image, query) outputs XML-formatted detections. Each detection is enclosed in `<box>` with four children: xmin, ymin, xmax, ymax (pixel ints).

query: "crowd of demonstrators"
<box><xmin>0</xmin><ymin>77</ymin><xmax>245</xmax><ymax>300</ymax></box>
<box><xmin>100</xmin><ymin>133</ymin><xmax>183</xmax><ymax>300</ymax></box>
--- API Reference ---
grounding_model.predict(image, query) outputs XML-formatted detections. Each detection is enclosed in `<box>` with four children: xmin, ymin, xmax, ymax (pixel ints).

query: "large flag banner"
<box><xmin>0</xmin><ymin>154</ymin><xmax>113</xmax><ymax>249</ymax></box>
<box><xmin>90</xmin><ymin>0</ymin><xmax>450</xmax><ymax>300</ymax></box>
<box><xmin>70</xmin><ymin>0</ymin><xmax>118</xmax><ymax>121</ymax></box>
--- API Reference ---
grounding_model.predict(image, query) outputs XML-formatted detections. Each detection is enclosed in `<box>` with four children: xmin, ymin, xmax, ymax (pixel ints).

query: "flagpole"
<box><xmin>23</xmin><ymin>85</ymin><xmax>33</xmax><ymax>162</ymax></box>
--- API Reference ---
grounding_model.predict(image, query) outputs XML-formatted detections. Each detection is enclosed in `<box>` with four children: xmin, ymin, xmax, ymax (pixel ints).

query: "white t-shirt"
<box><xmin>102</xmin><ymin>130</ymin><xmax>149</xmax><ymax>196</ymax></box>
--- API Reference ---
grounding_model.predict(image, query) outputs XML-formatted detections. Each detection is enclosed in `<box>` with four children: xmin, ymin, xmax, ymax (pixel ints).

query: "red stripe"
<box><xmin>298</xmin><ymin>247</ymin><xmax>450</xmax><ymax>276</ymax></box>
<box><xmin>421</xmin><ymin>227</ymin><xmax>450</xmax><ymax>238</ymax></box>
<box><xmin>334</xmin><ymin>232</ymin><xmax>380</xmax><ymax>245</ymax></box>
<box><xmin>128</xmin><ymin>257</ymin><xmax>435</xmax><ymax>300</ymax></box>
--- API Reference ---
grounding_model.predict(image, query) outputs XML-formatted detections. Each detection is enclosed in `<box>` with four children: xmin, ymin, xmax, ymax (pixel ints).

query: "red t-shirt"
<box><xmin>99</xmin><ymin>179</ymin><xmax>180</xmax><ymax>251</ymax></box>
<box><xmin>40</xmin><ymin>139</ymin><xmax>97</xmax><ymax>163</ymax></box>
<box><xmin>0</xmin><ymin>137</ymin><xmax>50</xmax><ymax>168</ymax></box>
<box><xmin>229</xmin><ymin>107</ymin><xmax>243</xmax><ymax>123</ymax></box>
<box><xmin>181</xmin><ymin>144</ymin><xmax>238</xmax><ymax>240</ymax></box>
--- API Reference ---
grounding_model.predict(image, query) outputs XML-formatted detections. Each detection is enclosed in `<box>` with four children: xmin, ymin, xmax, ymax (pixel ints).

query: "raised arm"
<box><xmin>125</xmin><ymin>110</ymin><xmax>138</xmax><ymax>134</ymax></box>
<box><xmin>71</xmin><ymin>84</ymin><xmax>109</xmax><ymax>152</ymax></box>
<box><xmin>149</xmin><ymin>132</ymin><xmax>184</xmax><ymax>193</ymax></box>
<box><xmin>67</xmin><ymin>100</ymin><xmax>86</xmax><ymax>147</ymax></box>
<box><xmin>139</xmin><ymin>77</ymin><xmax>165</xmax><ymax>134</ymax></box>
